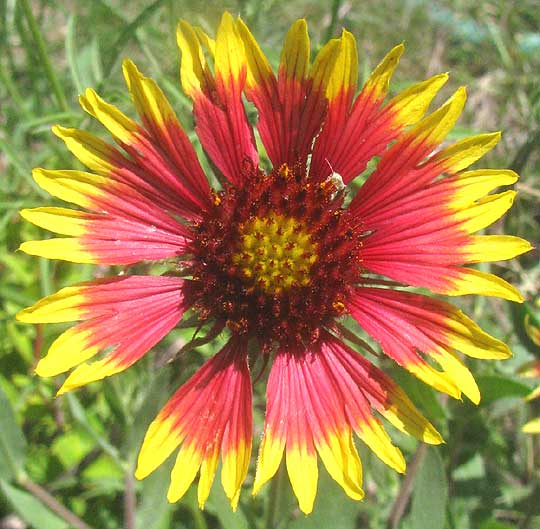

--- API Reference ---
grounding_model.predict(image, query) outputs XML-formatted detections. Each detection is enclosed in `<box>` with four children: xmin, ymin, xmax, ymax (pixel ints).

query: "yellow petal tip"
<box><xmin>15</xmin><ymin>308</ymin><xmax>32</xmax><ymax>322</ymax></box>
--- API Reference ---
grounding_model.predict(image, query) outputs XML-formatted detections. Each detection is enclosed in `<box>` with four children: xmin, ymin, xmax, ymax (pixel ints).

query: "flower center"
<box><xmin>232</xmin><ymin>213</ymin><xmax>317</xmax><ymax>295</ymax></box>
<box><xmin>187</xmin><ymin>163</ymin><xmax>364</xmax><ymax>349</ymax></box>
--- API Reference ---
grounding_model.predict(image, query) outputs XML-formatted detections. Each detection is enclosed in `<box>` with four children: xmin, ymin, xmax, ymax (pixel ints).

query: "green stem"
<box><xmin>324</xmin><ymin>0</ymin><xmax>343</xmax><ymax>42</ymax></box>
<box><xmin>19</xmin><ymin>0</ymin><xmax>69</xmax><ymax>112</ymax></box>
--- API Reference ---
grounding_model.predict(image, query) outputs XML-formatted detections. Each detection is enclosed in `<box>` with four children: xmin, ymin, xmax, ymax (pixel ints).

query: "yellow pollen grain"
<box><xmin>233</xmin><ymin>213</ymin><xmax>317</xmax><ymax>294</ymax></box>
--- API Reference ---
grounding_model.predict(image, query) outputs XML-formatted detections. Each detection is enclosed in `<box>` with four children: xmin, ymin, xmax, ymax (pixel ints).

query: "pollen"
<box><xmin>233</xmin><ymin>213</ymin><xmax>317</xmax><ymax>294</ymax></box>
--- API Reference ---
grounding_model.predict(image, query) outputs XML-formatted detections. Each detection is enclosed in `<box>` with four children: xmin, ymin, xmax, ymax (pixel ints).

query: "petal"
<box><xmin>448</xmin><ymin>267</ymin><xmax>524</xmax><ymax>301</ymax></box>
<box><xmin>17</xmin><ymin>276</ymin><xmax>187</xmax><ymax>392</ymax></box>
<box><xmin>463</xmin><ymin>235</ymin><xmax>532</xmax><ymax>263</ymax></box>
<box><xmin>79</xmin><ymin>84</ymin><xmax>210</xmax><ymax>218</ymax></box>
<box><xmin>256</xmin><ymin>348</ymin><xmax>364</xmax><ymax>514</ymax></box>
<box><xmin>239</xmin><ymin>18</ymin><xmax>328</xmax><ymax>171</ymax></box>
<box><xmin>296</xmin><ymin>353</ymin><xmax>364</xmax><ymax>502</ymax></box>
<box><xmin>31</xmin><ymin>169</ymin><xmax>190</xmax><ymax>235</ymax></box>
<box><xmin>122</xmin><ymin>60</ymin><xmax>212</xmax><ymax>206</ymax></box>
<box><xmin>348</xmin><ymin>288</ymin><xmax>512</xmax><ymax>402</ymax></box>
<box><xmin>283</xmin><ymin>353</ymin><xmax>319</xmax><ymax>515</ymax></box>
<box><xmin>317</xmin><ymin>337</ymin><xmax>405</xmax><ymax>472</ymax></box>
<box><xmin>349</xmin><ymin>121</ymin><xmax>530</xmax><ymax>298</ymax></box>
<box><xmin>310</xmin><ymin>43</ymin><xmax>448</xmax><ymax>183</ymax></box>
<box><xmin>351</xmin><ymin>87</ymin><xmax>467</xmax><ymax>213</ymax></box>
<box><xmin>52</xmin><ymin>126</ymin><xmax>203</xmax><ymax>219</ymax></box>
<box><xmin>324</xmin><ymin>335</ymin><xmax>442</xmax><ymax>444</ymax></box>
<box><xmin>429</xmin><ymin>131</ymin><xmax>501</xmax><ymax>173</ymax></box>
<box><xmin>178</xmin><ymin>14</ymin><xmax>258</xmax><ymax>185</ymax></box>
<box><xmin>253</xmin><ymin>352</ymin><xmax>289</xmax><ymax>495</ymax></box>
<box><xmin>449</xmin><ymin>169</ymin><xmax>519</xmax><ymax>206</ymax></box>
<box><xmin>19</xmin><ymin>206</ymin><xmax>190</xmax><ymax>265</ymax></box>
<box><xmin>136</xmin><ymin>338</ymin><xmax>252</xmax><ymax>509</ymax></box>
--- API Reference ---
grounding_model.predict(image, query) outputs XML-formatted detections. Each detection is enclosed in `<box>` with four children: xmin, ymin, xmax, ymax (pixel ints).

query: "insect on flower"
<box><xmin>17</xmin><ymin>12</ymin><xmax>532</xmax><ymax>514</ymax></box>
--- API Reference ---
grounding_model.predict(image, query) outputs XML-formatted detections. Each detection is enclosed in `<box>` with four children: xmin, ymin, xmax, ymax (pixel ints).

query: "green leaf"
<box><xmin>51</xmin><ymin>429</ymin><xmax>95</xmax><ymax>469</ymax></box>
<box><xmin>0</xmin><ymin>480</ymin><xmax>69</xmax><ymax>529</ymax></box>
<box><xmin>409</xmin><ymin>447</ymin><xmax>448</xmax><ymax>529</ymax></box>
<box><xmin>0</xmin><ymin>384</ymin><xmax>27</xmax><ymax>480</ymax></box>
<box><xmin>476</xmin><ymin>375</ymin><xmax>531</xmax><ymax>405</ymax></box>
<box><xmin>136</xmin><ymin>460</ymin><xmax>175</xmax><ymax>529</ymax></box>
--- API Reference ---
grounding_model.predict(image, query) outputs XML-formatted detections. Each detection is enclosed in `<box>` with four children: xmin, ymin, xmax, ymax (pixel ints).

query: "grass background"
<box><xmin>1</xmin><ymin>0</ymin><xmax>540</xmax><ymax>528</ymax></box>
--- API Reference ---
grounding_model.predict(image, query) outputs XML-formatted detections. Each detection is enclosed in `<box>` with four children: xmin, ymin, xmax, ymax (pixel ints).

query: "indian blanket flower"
<box><xmin>17</xmin><ymin>13</ymin><xmax>532</xmax><ymax>514</ymax></box>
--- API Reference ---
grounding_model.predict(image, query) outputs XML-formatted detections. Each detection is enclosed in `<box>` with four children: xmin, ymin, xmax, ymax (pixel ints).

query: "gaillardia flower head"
<box><xmin>18</xmin><ymin>13</ymin><xmax>531</xmax><ymax>514</ymax></box>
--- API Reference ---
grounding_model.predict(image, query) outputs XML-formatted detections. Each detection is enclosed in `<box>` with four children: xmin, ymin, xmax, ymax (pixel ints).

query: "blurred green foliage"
<box><xmin>1</xmin><ymin>0</ymin><xmax>540</xmax><ymax>528</ymax></box>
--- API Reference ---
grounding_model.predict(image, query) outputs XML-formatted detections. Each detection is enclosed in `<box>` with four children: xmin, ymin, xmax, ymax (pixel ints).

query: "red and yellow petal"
<box><xmin>136</xmin><ymin>339</ymin><xmax>252</xmax><ymax>509</ymax></box>
<box><xmin>351</xmin><ymin>87</ymin><xmax>467</xmax><ymax>212</ymax></box>
<box><xmin>19</xmin><ymin>205</ymin><xmax>190</xmax><ymax>265</ymax></box>
<box><xmin>31</xmin><ymin>169</ymin><xmax>190</xmax><ymax>236</ymax></box>
<box><xmin>348</xmin><ymin>96</ymin><xmax>531</xmax><ymax>299</ymax></box>
<box><xmin>348</xmin><ymin>287</ymin><xmax>514</xmax><ymax>403</ymax></box>
<box><xmin>122</xmin><ymin>60</ymin><xmax>212</xmax><ymax>205</ymax></box>
<box><xmin>255</xmin><ymin>335</ymin><xmax>444</xmax><ymax>514</ymax></box>
<box><xmin>79</xmin><ymin>78</ymin><xmax>210</xmax><ymax>217</ymax></box>
<box><xmin>310</xmin><ymin>43</ymin><xmax>447</xmax><ymax>183</ymax></box>
<box><xmin>51</xmin><ymin>126</ymin><xmax>204</xmax><ymax>219</ymax></box>
<box><xmin>239</xmin><ymin>18</ymin><xmax>327</xmax><ymax>171</ymax></box>
<box><xmin>17</xmin><ymin>276</ymin><xmax>187</xmax><ymax>393</ymax></box>
<box><xmin>255</xmin><ymin>350</ymin><xmax>364</xmax><ymax>514</ymax></box>
<box><xmin>324</xmin><ymin>334</ymin><xmax>442</xmax><ymax>444</ymax></box>
<box><xmin>178</xmin><ymin>13</ymin><xmax>257</xmax><ymax>185</ymax></box>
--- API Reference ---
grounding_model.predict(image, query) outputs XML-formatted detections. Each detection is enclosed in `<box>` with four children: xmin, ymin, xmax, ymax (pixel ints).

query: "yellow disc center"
<box><xmin>233</xmin><ymin>213</ymin><xmax>318</xmax><ymax>294</ymax></box>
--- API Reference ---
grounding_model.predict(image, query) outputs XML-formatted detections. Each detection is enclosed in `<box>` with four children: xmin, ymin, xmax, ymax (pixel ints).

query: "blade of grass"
<box><xmin>19</xmin><ymin>0</ymin><xmax>69</xmax><ymax>112</ymax></box>
<box><xmin>0</xmin><ymin>137</ymin><xmax>48</xmax><ymax>197</ymax></box>
<box><xmin>65</xmin><ymin>15</ymin><xmax>84</xmax><ymax>95</ymax></box>
<box><xmin>100</xmin><ymin>0</ymin><xmax>167</xmax><ymax>85</ymax></box>
<box><xmin>0</xmin><ymin>60</ymin><xmax>31</xmax><ymax>118</ymax></box>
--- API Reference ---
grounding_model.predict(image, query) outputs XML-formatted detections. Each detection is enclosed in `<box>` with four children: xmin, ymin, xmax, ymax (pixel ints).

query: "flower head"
<box><xmin>18</xmin><ymin>12</ymin><xmax>531</xmax><ymax>514</ymax></box>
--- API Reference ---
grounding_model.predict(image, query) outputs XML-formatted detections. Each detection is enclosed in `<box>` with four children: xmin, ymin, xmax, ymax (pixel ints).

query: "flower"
<box><xmin>17</xmin><ymin>12</ymin><xmax>531</xmax><ymax>514</ymax></box>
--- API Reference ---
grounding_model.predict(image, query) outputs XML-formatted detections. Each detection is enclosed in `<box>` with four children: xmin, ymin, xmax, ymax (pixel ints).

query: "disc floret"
<box><xmin>187</xmin><ymin>163</ymin><xmax>363</xmax><ymax>349</ymax></box>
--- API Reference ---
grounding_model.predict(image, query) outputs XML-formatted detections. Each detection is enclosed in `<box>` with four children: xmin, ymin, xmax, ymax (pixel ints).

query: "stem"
<box><xmin>124</xmin><ymin>470</ymin><xmax>136</xmax><ymax>529</ymax></box>
<box><xmin>324</xmin><ymin>0</ymin><xmax>343</xmax><ymax>42</ymax></box>
<box><xmin>20</xmin><ymin>478</ymin><xmax>94</xmax><ymax>529</ymax></box>
<box><xmin>387</xmin><ymin>443</ymin><xmax>428</xmax><ymax>529</ymax></box>
<box><xmin>19</xmin><ymin>0</ymin><xmax>69</xmax><ymax>113</ymax></box>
